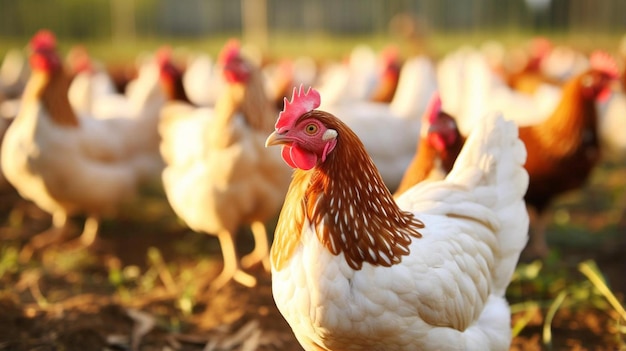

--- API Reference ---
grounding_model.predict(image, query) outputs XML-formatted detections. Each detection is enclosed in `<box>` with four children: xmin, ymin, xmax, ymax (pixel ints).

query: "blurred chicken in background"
<box><xmin>159</xmin><ymin>40</ymin><xmax>291</xmax><ymax>290</ymax></box>
<box><xmin>1</xmin><ymin>30</ymin><xmax>169</xmax><ymax>257</ymax></box>
<box><xmin>518</xmin><ymin>51</ymin><xmax>620</xmax><ymax>258</ymax></box>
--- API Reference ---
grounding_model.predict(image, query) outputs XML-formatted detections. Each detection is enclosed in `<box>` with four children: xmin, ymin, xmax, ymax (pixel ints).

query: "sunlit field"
<box><xmin>1</xmin><ymin>29</ymin><xmax>626</xmax><ymax>350</ymax></box>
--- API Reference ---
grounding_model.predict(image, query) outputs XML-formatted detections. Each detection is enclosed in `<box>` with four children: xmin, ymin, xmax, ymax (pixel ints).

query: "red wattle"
<box><xmin>428</xmin><ymin>133</ymin><xmax>447</xmax><ymax>153</ymax></box>
<box><xmin>597</xmin><ymin>87</ymin><xmax>612</xmax><ymax>103</ymax></box>
<box><xmin>281</xmin><ymin>145</ymin><xmax>317</xmax><ymax>170</ymax></box>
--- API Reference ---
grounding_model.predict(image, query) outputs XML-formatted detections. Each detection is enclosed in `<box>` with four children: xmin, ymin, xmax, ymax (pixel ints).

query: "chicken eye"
<box><xmin>305</xmin><ymin>123</ymin><xmax>318</xmax><ymax>135</ymax></box>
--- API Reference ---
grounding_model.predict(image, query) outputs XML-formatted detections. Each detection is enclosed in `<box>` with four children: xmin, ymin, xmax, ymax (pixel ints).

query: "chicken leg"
<box><xmin>19</xmin><ymin>211</ymin><xmax>71</xmax><ymax>262</ymax></box>
<box><xmin>210</xmin><ymin>230</ymin><xmax>257</xmax><ymax>291</ymax></box>
<box><xmin>60</xmin><ymin>215</ymin><xmax>101</xmax><ymax>251</ymax></box>
<box><xmin>241</xmin><ymin>221</ymin><xmax>271</xmax><ymax>272</ymax></box>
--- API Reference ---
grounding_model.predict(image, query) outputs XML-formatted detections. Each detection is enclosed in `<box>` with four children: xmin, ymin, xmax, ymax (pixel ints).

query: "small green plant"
<box><xmin>579</xmin><ymin>260</ymin><xmax>626</xmax><ymax>348</ymax></box>
<box><xmin>0</xmin><ymin>246</ymin><xmax>19</xmax><ymax>278</ymax></box>
<box><xmin>509</xmin><ymin>257</ymin><xmax>626</xmax><ymax>347</ymax></box>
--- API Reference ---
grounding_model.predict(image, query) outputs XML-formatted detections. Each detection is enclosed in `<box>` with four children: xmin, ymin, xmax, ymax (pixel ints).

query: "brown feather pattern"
<box><xmin>272</xmin><ymin>111</ymin><xmax>424</xmax><ymax>271</ymax></box>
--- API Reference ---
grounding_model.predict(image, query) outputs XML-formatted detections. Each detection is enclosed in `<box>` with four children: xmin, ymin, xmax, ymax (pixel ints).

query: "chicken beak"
<box><xmin>265</xmin><ymin>131</ymin><xmax>289</xmax><ymax>147</ymax></box>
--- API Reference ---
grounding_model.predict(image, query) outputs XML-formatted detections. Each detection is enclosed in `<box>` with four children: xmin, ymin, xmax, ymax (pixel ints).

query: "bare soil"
<box><xmin>0</xmin><ymin>167</ymin><xmax>625</xmax><ymax>351</ymax></box>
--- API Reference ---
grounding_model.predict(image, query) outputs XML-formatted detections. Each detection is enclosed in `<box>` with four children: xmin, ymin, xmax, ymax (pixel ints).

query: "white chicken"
<box><xmin>0</xmin><ymin>112</ymin><xmax>13</xmax><ymax>192</ymax></box>
<box><xmin>266</xmin><ymin>87</ymin><xmax>529</xmax><ymax>350</ymax></box>
<box><xmin>159</xmin><ymin>40</ymin><xmax>291</xmax><ymax>290</ymax></box>
<box><xmin>72</xmin><ymin>58</ymin><xmax>165</xmax><ymax>123</ymax></box>
<box><xmin>598</xmin><ymin>88</ymin><xmax>626</xmax><ymax>156</ymax></box>
<box><xmin>440</xmin><ymin>47</ymin><xmax>560</xmax><ymax>135</ymax></box>
<box><xmin>0</xmin><ymin>48</ymin><xmax>31</xmax><ymax>193</ymax></box>
<box><xmin>182</xmin><ymin>52</ymin><xmax>224</xmax><ymax>107</ymax></box>
<box><xmin>0</xmin><ymin>48</ymin><xmax>30</xmax><ymax>99</ymax></box>
<box><xmin>1</xmin><ymin>30</ymin><xmax>159</xmax><ymax>251</ymax></box>
<box><xmin>322</xmin><ymin>55</ymin><xmax>438</xmax><ymax>191</ymax></box>
<box><xmin>314</xmin><ymin>44</ymin><xmax>380</xmax><ymax>108</ymax></box>
<box><xmin>66</xmin><ymin>46</ymin><xmax>118</xmax><ymax>116</ymax></box>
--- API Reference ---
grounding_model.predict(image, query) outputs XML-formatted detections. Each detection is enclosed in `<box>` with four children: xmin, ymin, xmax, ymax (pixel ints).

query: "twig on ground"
<box><xmin>127</xmin><ymin>308</ymin><xmax>157</xmax><ymax>351</ymax></box>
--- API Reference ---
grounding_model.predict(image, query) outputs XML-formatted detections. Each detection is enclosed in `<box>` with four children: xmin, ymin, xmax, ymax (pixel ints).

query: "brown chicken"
<box><xmin>370</xmin><ymin>45</ymin><xmax>402</xmax><ymax>103</ymax></box>
<box><xmin>155</xmin><ymin>47</ymin><xmax>191</xmax><ymax>103</ymax></box>
<box><xmin>394</xmin><ymin>92</ymin><xmax>465</xmax><ymax>196</ymax></box>
<box><xmin>504</xmin><ymin>37</ymin><xmax>557</xmax><ymax>95</ymax></box>
<box><xmin>520</xmin><ymin>51</ymin><xmax>620</xmax><ymax>258</ymax></box>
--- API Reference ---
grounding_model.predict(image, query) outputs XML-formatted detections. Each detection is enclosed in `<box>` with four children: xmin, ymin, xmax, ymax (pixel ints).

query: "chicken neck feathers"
<box><xmin>521</xmin><ymin>74</ymin><xmax>599</xmax><ymax>159</ymax></box>
<box><xmin>23</xmin><ymin>70</ymin><xmax>78</xmax><ymax>127</ymax></box>
<box><xmin>271</xmin><ymin>111</ymin><xmax>424</xmax><ymax>272</ymax></box>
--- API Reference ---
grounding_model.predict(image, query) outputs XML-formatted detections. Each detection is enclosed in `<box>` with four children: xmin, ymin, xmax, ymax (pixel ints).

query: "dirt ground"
<box><xmin>0</xmin><ymin>169</ymin><xmax>625</xmax><ymax>351</ymax></box>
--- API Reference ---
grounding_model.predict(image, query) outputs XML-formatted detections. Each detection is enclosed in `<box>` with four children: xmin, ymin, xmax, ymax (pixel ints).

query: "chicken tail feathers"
<box><xmin>446</xmin><ymin>112</ymin><xmax>529</xmax><ymax>297</ymax></box>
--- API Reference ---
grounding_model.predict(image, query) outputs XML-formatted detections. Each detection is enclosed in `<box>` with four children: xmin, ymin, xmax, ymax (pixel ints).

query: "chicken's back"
<box><xmin>2</xmin><ymin>102</ymin><xmax>139</xmax><ymax>217</ymax></box>
<box><xmin>391</xmin><ymin>112</ymin><xmax>528</xmax><ymax>319</ymax></box>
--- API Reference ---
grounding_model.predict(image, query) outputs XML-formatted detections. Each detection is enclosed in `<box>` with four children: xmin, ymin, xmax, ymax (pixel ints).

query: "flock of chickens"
<box><xmin>0</xmin><ymin>29</ymin><xmax>625</xmax><ymax>350</ymax></box>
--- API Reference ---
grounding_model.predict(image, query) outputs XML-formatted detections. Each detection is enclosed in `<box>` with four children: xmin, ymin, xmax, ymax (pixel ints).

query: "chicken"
<box><xmin>0</xmin><ymin>49</ymin><xmax>31</xmax><ymax>193</ymax></box>
<box><xmin>0</xmin><ymin>112</ymin><xmax>14</xmax><ymax>192</ymax></box>
<box><xmin>182</xmin><ymin>52</ymin><xmax>224</xmax><ymax>107</ymax></box>
<box><xmin>69</xmin><ymin>48</ymin><xmax>167</xmax><ymax>124</ymax></box>
<box><xmin>442</xmin><ymin>47</ymin><xmax>560</xmax><ymax>134</ymax></box>
<box><xmin>369</xmin><ymin>45</ymin><xmax>402</xmax><ymax>103</ymax></box>
<box><xmin>154</xmin><ymin>46</ymin><xmax>191</xmax><ymax>103</ymax></box>
<box><xmin>598</xmin><ymin>88</ymin><xmax>626</xmax><ymax>156</ymax></box>
<box><xmin>540</xmin><ymin>45</ymin><xmax>589</xmax><ymax>83</ymax></box>
<box><xmin>263</xmin><ymin>57</ymin><xmax>318</xmax><ymax>111</ymax></box>
<box><xmin>1</xmin><ymin>30</ymin><xmax>158</xmax><ymax>253</ymax></box>
<box><xmin>502</xmin><ymin>37</ymin><xmax>556</xmax><ymax>94</ymax></box>
<box><xmin>159</xmin><ymin>40</ymin><xmax>291</xmax><ymax>290</ymax></box>
<box><xmin>520</xmin><ymin>50</ymin><xmax>620</xmax><ymax>258</ymax></box>
<box><xmin>266</xmin><ymin>86</ymin><xmax>529</xmax><ymax>350</ymax></box>
<box><xmin>322</xmin><ymin>55</ymin><xmax>438</xmax><ymax>191</ymax></box>
<box><xmin>0</xmin><ymin>48</ymin><xmax>30</xmax><ymax>100</ymax></box>
<box><xmin>598</xmin><ymin>36</ymin><xmax>626</xmax><ymax>156</ymax></box>
<box><xmin>394</xmin><ymin>92</ymin><xmax>465</xmax><ymax>196</ymax></box>
<box><xmin>66</xmin><ymin>45</ymin><xmax>118</xmax><ymax>116</ymax></box>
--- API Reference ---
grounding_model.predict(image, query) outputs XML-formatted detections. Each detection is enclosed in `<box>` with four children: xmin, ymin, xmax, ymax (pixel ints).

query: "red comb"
<box><xmin>381</xmin><ymin>45</ymin><xmax>399</xmax><ymax>64</ymax></box>
<box><xmin>155</xmin><ymin>46</ymin><xmax>172</xmax><ymax>67</ymax></box>
<box><xmin>218</xmin><ymin>39</ymin><xmax>240</xmax><ymax>65</ymax></box>
<box><xmin>423</xmin><ymin>92</ymin><xmax>442</xmax><ymax>124</ymax></box>
<box><xmin>276</xmin><ymin>85</ymin><xmax>321</xmax><ymax>131</ymax></box>
<box><xmin>31</xmin><ymin>29</ymin><xmax>57</xmax><ymax>51</ymax></box>
<box><xmin>530</xmin><ymin>36</ymin><xmax>552</xmax><ymax>58</ymax></box>
<box><xmin>590</xmin><ymin>50</ymin><xmax>620</xmax><ymax>79</ymax></box>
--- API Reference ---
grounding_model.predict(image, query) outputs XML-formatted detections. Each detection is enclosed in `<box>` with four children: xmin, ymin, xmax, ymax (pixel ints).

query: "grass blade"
<box><xmin>578</xmin><ymin>260</ymin><xmax>626</xmax><ymax>322</ymax></box>
<box><xmin>542</xmin><ymin>290</ymin><xmax>568</xmax><ymax>349</ymax></box>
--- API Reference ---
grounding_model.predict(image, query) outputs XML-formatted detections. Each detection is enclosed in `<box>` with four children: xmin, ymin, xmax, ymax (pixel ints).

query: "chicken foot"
<box><xmin>59</xmin><ymin>215</ymin><xmax>101</xmax><ymax>251</ymax></box>
<box><xmin>240</xmin><ymin>221</ymin><xmax>271</xmax><ymax>272</ymax></box>
<box><xmin>18</xmin><ymin>212</ymin><xmax>72</xmax><ymax>262</ymax></box>
<box><xmin>210</xmin><ymin>230</ymin><xmax>257</xmax><ymax>291</ymax></box>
